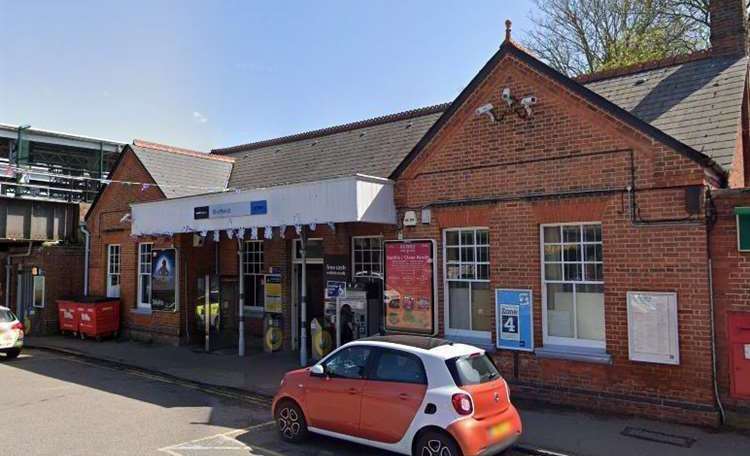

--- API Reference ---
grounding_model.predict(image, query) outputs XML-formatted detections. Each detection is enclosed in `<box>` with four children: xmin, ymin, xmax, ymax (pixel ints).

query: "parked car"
<box><xmin>0</xmin><ymin>306</ymin><xmax>24</xmax><ymax>359</ymax></box>
<box><xmin>273</xmin><ymin>335</ymin><xmax>521</xmax><ymax>456</ymax></box>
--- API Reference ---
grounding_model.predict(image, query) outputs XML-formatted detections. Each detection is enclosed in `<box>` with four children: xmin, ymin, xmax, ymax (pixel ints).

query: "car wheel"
<box><xmin>415</xmin><ymin>430</ymin><xmax>462</xmax><ymax>456</ymax></box>
<box><xmin>4</xmin><ymin>348</ymin><xmax>21</xmax><ymax>359</ymax></box>
<box><xmin>275</xmin><ymin>400</ymin><xmax>309</xmax><ymax>443</ymax></box>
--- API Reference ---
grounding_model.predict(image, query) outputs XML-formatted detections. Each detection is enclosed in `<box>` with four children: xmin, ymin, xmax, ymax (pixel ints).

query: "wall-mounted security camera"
<box><xmin>501</xmin><ymin>88</ymin><xmax>513</xmax><ymax>106</ymax></box>
<box><xmin>520</xmin><ymin>96</ymin><xmax>538</xmax><ymax>116</ymax></box>
<box><xmin>475</xmin><ymin>103</ymin><xmax>497</xmax><ymax>122</ymax></box>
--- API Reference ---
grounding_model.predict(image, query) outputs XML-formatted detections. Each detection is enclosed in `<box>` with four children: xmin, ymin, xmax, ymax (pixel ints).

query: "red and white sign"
<box><xmin>384</xmin><ymin>240</ymin><xmax>436</xmax><ymax>335</ymax></box>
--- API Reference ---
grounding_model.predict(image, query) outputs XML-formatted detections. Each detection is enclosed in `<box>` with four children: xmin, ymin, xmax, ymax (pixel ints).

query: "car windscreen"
<box><xmin>446</xmin><ymin>353</ymin><xmax>500</xmax><ymax>386</ymax></box>
<box><xmin>0</xmin><ymin>309</ymin><xmax>16</xmax><ymax>323</ymax></box>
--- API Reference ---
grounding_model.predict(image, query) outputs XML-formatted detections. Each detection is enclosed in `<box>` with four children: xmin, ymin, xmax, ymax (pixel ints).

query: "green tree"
<box><xmin>525</xmin><ymin>0</ymin><xmax>708</xmax><ymax>76</ymax></box>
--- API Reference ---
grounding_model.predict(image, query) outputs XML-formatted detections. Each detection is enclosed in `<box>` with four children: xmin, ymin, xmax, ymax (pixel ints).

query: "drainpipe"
<box><xmin>237</xmin><ymin>237</ymin><xmax>245</xmax><ymax>357</ymax></box>
<box><xmin>80</xmin><ymin>222</ymin><xmax>90</xmax><ymax>297</ymax></box>
<box><xmin>705</xmin><ymin>191</ymin><xmax>726</xmax><ymax>424</ymax></box>
<box><xmin>5</xmin><ymin>241</ymin><xmax>33</xmax><ymax>309</ymax></box>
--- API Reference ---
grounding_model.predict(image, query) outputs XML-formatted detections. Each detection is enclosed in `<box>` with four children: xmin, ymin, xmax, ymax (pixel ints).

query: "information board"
<box><xmin>495</xmin><ymin>288</ymin><xmax>534</xmax><ymax>351</ymax></box>
<box><xmin>151</xmin><ymin>249</ymin><xmax>177</xmax><ymax>312</ymax></box>
<box><xmin>384</xmin><ymin>240</ymin><xmax>436</xmax><ymax>335</ymax></box>
<box><xmin>627</xmin><ymin>291</ymin><xmax>680</xmax><ymax>365</ymax></box>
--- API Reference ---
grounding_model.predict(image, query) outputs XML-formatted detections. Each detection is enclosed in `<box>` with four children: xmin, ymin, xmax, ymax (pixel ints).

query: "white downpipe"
<box><xmin>299</xmin><ymin>228</ymin><xmax>308</xmax><ymax>367</ymax></box>
<box><xmin>80</xmin><ymin>223</ymin><xmax>90</xmax><ymax>296</ymax></box>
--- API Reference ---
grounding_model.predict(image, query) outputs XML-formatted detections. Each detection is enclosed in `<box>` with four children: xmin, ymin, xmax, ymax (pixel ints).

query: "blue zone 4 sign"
<box><xmin>495</xmin><ymin>289</ymin><xmax>534</xmax><ymax>352</ymax></box>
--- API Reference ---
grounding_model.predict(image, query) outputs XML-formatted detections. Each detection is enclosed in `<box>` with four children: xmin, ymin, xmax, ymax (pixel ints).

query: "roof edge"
<box><xmin>575</xmin><ymin>49</ymin><xmax>714</xmax><ymax>84</ymax></box>
<box><xmin>133</xmin><ymin>139</ymin><xmax>234</xmax><ymax>163</ymax></box>
<box><xmin>211</xmin><ymin>103</ymin><xmax>450</xmax><ymax>155</ymax></box>
<box><xmin>390</xmin><ymin>41</ymin><xmax>727</xmax><ymax>185</ymax></box>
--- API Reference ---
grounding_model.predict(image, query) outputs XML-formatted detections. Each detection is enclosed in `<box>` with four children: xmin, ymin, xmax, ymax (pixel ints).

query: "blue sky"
<box><xmin>0</xmin><ymin>1</ymin><xmax>535</xmax><ymax>151</ymax></box>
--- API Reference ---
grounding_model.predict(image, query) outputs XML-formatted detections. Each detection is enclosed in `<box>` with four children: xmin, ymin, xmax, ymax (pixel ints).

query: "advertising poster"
<box><xmin>384</xmin><ymin>240</ymin><xmax>435</xmax><ymax>334</ymax></box>
<box><xmin>151</xmin><ymin>249</ymin><xmax>176</xmax><ymax>312</ymax></box>
<box><xmin>495</xmin><ymin>289</ymin><xmax>533</xmax><ymax>351</ymax></box>
<box><xmin>264</xmin><ymin>274</ymin><xmax>282</xmax><ymax>314</ymax></box>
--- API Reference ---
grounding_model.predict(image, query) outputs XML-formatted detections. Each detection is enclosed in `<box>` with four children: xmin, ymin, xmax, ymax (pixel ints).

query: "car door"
<box><xmin>304</xmin><ymin>345</ymin><xmax>372</xmax><ymax>436</ymax></box>
<box><xmin>359</xmin><ymin>348</ymin><xmax>428</xmax><ymax>443</ymax></box>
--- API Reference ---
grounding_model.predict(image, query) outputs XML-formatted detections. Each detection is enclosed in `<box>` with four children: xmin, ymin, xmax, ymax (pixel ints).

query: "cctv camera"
<box><xmin>521</xmin><ymin>96</ymin><xmax>537</xmax><ymax>106</ymax></box>
<box><xmin>475</xmin><ymin>103</ymin><xmax>497</xmax><ymax>122</ymax></box>
<box><xmin>501</xmin><ymin>88</ymin><xmax>513</xmax><ymax>105</ymax></box>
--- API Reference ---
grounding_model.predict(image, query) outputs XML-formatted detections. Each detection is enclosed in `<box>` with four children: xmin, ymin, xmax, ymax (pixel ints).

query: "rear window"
<box><xmin>0</xmin><ymin>309</ymin><xmax>16</xmax><ymax>323</ymax></box>
<box><xmin>446</xmin><ymin>353</ymin><xmax>500</xmax><ymax>386</ymax></box>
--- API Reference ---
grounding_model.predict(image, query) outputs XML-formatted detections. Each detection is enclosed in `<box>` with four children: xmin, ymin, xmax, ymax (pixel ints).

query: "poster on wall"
<box><xmin>264</xmin><ymin>274</ymin><xmax>282</xmax><ymax>314</ymax></box>
<box><xmin>626</xmin><ymin>291</ymin><xmax>679</xmax><ymax>365</ymax></box>
<box><xmin>495</xmin><ymin>289</ymin><xmax>534</xmax><ymax>351</ymax></box>
<box><xmin>384</xmin><ymin>240</ymin><xmax>436</xmax><ymax>335</ymax></box>
<box><xmin>151</xmin><ymin>249</ymin><xmax>177</xmax><ymax>312</ymax></box>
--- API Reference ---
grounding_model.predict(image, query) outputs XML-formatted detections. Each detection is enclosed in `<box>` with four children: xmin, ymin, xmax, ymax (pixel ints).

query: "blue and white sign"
<box><xmin>194</xmin><ymin>200</ymin><xmax>268</xmax><ymax>220</ymax></box>
<box><xmin>495</xmin><ymin>288</ymin><xmax>534</xmax><ymax>351</ymax></box>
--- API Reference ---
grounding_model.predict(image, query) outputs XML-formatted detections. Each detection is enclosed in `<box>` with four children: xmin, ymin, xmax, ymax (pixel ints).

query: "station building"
<box><xmin>85</xmin><ymin>0</ymin><xmax>750</xmax><ymax>426</ymax></box>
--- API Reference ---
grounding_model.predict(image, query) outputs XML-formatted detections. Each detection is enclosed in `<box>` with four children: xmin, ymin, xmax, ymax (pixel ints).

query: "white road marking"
<box><xmin>159</xmin><ymin>421</ymin><xmax>278</xmax><ymax>456</ymax></box>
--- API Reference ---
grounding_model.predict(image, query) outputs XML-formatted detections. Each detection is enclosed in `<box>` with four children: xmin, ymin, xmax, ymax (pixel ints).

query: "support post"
<box><xmin>299</xmin><ymin>227</ymin><xmax>308</xmax><ymax>366</ymax></box>
<box><xmin>204</xmin><ymin>274</ymin><xmax>210</xmax><ymax>352</ymax></box>
<box><xmin>237</xmin><ymin>238</ymin><xmax>245</xmax><ymax>357</ymax></box>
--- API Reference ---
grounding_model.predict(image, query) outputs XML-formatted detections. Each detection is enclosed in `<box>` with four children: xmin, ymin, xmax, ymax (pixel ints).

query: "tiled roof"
<box><xmin>584</xmin><ymin>54</ymin><xmax>748</xmax><ymax>171</ymax></box>
<box><xmin>130</xmin><ymin>143</ymin><xmax>233</xmax><ymax>198</ymax></box>
<box><xmin>216</xmin><ymin>104</ymin><xmax>447</xmax><ymax>190</ymax></box>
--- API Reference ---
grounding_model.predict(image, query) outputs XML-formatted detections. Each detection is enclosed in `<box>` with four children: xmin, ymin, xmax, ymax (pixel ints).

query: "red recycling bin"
<box><xmin>57</xmin><ymin>300</ymin><xmax>80</xmax><ymax>334</ymax></box>
<box><xmin>57</xmin><ymin>297</ymin><xmax>120</xmax><ymax>341</ymax></box>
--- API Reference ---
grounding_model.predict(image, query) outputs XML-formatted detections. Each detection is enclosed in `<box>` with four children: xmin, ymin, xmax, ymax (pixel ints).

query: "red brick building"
<box><xmin>86</xmin><ymin>0</ymin><xmax>750</xmax><ymax>426</ymax></box>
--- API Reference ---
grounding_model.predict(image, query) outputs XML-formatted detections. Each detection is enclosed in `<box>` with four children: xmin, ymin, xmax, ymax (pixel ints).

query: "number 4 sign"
<box><xmin>496</xmin><ymin>289</ymin><xmax>534</xmax><ymax>352</ymax></box>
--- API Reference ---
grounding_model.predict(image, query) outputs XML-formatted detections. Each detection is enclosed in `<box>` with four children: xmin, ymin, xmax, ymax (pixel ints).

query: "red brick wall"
<box><xmin>394</xmin><ymin>53</ymin><xmax>718</xmax><ymax>425</ymax></box>
<box><xmin>711</xmin><ymin>189</ymin><xmax>750</xmax><ymax>415</ymax></box>
<box><xmin>86</xmin><ymin>148</ymin><xmax>183</xmax><ymax>345</ymax></box>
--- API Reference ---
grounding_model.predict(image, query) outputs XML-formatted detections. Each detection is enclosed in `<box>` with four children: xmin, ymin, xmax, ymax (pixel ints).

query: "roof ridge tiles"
<box><xmin>132</xmin><ymin>139</ymin><xmax>235</xmax><ymax>162</ymax></box>
<box><xmin>211</xmin><ymin>103</ymin><xmax>450</xmax><ymax>155</ymax></box>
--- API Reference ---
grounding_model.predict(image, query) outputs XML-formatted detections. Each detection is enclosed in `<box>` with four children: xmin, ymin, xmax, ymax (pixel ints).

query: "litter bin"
<box><xmin>57</xmin><ymin>296</ymin><xmax>120</xmax><ymax>341</ymax></box>
<box><xmin>57</xmin><ymin>300</ymin><xmax>80</xmax><ymax>335</ymax></box>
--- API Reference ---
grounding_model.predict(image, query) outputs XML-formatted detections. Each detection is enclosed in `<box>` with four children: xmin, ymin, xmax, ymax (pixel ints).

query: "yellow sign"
<box><xmin>264</xmin><ymin>274</ymin><xmax>282</xmax><ymax>313</ymax></box>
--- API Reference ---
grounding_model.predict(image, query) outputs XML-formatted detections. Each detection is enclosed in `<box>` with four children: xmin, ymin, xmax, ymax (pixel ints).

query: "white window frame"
<box><xmin>242</xmin><ymin>240</ymin><xmax>265</xmax><ymax>312</ymax></box>
<box><xmin>292</xmin><ymin>238</ymin><xmax>324</xmax><ymax>262</ymax></box>
<box><xmin>352</xmin><ymin>235</ymin><xmax>384</xmax><ymax>278</ymax></box>
<box><xmin>137</xmin><ymin>243</ymin><xmax>153</xmax><ymax>310</ymax></box>
<box><xmin>106</xmin><ymin>244</ymin><xmax>121</xmax><ymax>298</ymax></box>
<box><xmin>442</xmin><ymin>227</ymin><xmax>491</xmax><ymax>340</ymax></box>
<box><xmin>540</xmin><ymin>222</ymin><xmax>605</xmax><ymax>350</ymax></box>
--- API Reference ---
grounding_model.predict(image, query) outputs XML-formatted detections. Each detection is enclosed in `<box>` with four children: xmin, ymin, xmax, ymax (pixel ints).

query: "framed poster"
<box><xmin>495</xmin><ymin>288</ymin><xmax>534</xmax><ymax>351</ymax></box>
<box><xmin>264</xmin><ymin>274</ymin><xmax>282</xmax><ymax>314</ymax></box>
<box><xmin>151</xmin><ymin>249</ymin><xmax>177</xmax><ymax>312</ymax></box>
<box><xmin>383</xmin><ymin>239</ymin><xmax>437</xmax><ymax>335</ymax></box>
<box><xmin>627</xmin><ymin>291</ymin><xmax>679</xmax><ymax>365</ymax></box>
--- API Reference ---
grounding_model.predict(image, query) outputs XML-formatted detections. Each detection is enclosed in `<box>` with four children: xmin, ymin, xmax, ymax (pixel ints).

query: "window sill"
<box><xmin>535</xmin><ymin>345</ymin><xmax>612</xmax><ymax>365</ymax></box>
<box><xmin>131</xmin><ymin>308</ymin><xmax>152</xmax><ymax>316</ymax></box>
<box><xmin>445</xmin><ymin>333</ymin><xmax>494</xmax><ymax>351</ymax></box>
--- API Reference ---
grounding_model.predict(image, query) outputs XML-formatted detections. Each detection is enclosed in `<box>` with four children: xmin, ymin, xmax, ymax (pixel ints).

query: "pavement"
<box><xmin>23</xmin><ymin>335</ymin><xmax>750</xmax><ymax>456</ymax></box>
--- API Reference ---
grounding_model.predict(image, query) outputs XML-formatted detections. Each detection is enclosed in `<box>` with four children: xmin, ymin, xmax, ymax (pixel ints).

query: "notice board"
<box><xmin>264</xmin><ymin>274</ymin><xmax>282</xmax><ymax>314</ymax></box>
<box><xmin>384</xmin><ymin>240</ymin><xmax>436</xmax><ymax>335</ymax></box>
<box><xmin>627</xmin><ymin>291</ymin><xmax>679</xmax><ymax>365</ymax></box>
<box><xmin>495</xmin><ymin>289</ymin><xmax>534</xmax><ymax>351</ymax></box>
<box><xmin>151</xmin><ymin>249</ymin><xmax>177</xmax><ymax>312</ymax></box>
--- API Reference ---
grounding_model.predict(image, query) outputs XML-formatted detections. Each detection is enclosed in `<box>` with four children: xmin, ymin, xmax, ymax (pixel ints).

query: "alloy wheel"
<box><xmin>278</xmin><ymin>406</ymin><xmax>301</xmax><ymax>439</ymax></box>
<box><xmin>421</xmin><ymin>439</ymin><xmax>453</xmax><ymax>456</ymax></box>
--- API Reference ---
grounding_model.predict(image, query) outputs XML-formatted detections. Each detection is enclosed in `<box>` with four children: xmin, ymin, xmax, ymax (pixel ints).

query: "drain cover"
<box><xmin>621</xmin><ymin>427</ymin><xmax>696</xmax><ymax>448</ymax></box>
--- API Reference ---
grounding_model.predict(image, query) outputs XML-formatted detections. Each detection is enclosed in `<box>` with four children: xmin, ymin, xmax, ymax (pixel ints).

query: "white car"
<box><xmin>273</xmin><ymin>335</ymin><xmax>522</xmax><ymax>456</ymax></box>
<box><xmin>0</xmin><ymin>306</ymin><xmax>24</xmax><ymax>359</ymax></box>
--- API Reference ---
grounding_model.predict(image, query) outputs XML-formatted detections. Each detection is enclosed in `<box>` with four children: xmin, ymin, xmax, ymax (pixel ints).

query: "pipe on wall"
<box><xmin>79</xmin><ymin>222</ymin><xmax>90</xmax><ymax>296</ymax></box>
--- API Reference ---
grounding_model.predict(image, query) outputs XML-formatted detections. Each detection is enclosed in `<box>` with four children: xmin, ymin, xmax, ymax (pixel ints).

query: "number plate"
<box><xmin>489</xmin><ymin>421</ymin><xmax>512</xmax><ymax>440</ymax></box>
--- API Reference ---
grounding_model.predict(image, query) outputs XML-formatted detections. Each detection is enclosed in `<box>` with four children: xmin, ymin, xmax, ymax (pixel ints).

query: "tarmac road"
<box><xmin>0</xmin><ymin>349</ymin><xmax>530</xmax><ymax>456</ymax></box>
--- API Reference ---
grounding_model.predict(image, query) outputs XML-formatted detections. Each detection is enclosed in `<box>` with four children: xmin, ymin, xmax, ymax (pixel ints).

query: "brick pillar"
<box><xmin>710</xmin><ymin>0</ymin><xmax>749</xmax><ymax>56</ymax></box>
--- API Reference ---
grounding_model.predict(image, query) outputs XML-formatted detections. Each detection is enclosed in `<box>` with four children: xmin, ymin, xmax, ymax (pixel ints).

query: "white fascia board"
<box><xmin>131</xmin><ymin>175</ymin><xmax>397</xmax><ymax>235</ymax></box>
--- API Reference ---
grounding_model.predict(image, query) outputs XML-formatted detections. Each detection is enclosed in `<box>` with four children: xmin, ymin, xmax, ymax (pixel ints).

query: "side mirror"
<box><xmin>310</xmin><ymin>364</ymin><xmax>325</xmax><ymax>378</ymax></box>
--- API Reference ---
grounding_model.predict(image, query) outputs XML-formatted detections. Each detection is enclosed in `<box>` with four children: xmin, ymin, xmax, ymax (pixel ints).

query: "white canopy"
<box><xmin>130</xmin><ymin>174</ymin><xmax>397</xmax><ymax>236</ymax></box>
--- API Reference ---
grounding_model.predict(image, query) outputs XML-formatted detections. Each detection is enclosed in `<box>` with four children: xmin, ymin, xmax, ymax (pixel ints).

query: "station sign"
<box><xmin>495</xmin><ymin>288</ymin><xmax>533</xmax><ymax>351</ymax></box>
<box><xmin>194</xmin><ymin>200</ymin><xmax>267</xmax><ymax>220</ymax></box>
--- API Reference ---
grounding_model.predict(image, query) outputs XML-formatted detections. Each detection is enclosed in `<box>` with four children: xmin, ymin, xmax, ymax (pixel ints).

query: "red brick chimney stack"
<box><xmin>710</xmin><ymin>0</ymin><xmax>749</xmax><ymax>56</ymax></box>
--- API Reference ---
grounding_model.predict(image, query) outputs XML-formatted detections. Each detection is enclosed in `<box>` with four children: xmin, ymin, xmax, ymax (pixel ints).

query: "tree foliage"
<box><xmin>525</xmin><ymin>0</ymin><xmax>710</xmax><ymax>76</ymax></box>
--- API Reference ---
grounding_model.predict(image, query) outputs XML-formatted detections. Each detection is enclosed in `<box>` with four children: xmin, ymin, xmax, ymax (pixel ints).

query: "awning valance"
<box><xmin>130</xmin><ymin>174</ymin><xmax>396</xmax><ymax>236</ymax></box>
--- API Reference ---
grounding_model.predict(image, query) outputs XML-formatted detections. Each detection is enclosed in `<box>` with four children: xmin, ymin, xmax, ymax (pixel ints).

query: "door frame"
<box><xmin>106</xmin><ymin>244</ymin><xmax>121</xmax><ymax>298</ymax></box>
<box><xmin>291</xmin><ymin>238</ymin><xmax>324</xmax><ymax>351</ymax></box>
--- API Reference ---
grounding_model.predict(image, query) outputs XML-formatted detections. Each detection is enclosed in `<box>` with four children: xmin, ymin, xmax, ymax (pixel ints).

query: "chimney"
<box><xmin>710</xmin><ymin>0</ymin><xmax>749</xmax><ymax>56</ymax></box>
